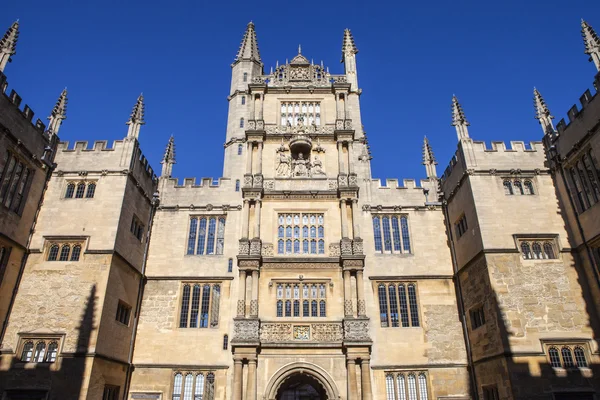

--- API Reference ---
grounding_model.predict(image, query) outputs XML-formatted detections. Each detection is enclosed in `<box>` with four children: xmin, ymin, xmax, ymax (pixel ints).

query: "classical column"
<box><xmin>246</xmin><ymin>359</ymin><xmax>257</xmax><ymax>400</ymax></box>
<box><xmin>253</xmin><ymin>199</ymin><xmax>262</xmax><ymax>238</ymax></box>
<box><xmin>241</xmin><ymin>199</ymin><xmax>250</xmax><ymax>239</ymax></box>
<box><xmin>246</xmin><ymin>141</ymin><xmax>253</xmax><ymax>174</ymax></box>
<box><xmin>356</xmin><ymin>269</ymin><xmax>366</xmax><ymax>316</ymax></box>
<box><xmin>256</xmin><ymin>142</ymin><xmax>263</xmax><ymax>174</ymax></box>
<box><xmin>351</xmin><ymin>198</ymin><xmax>360</xmax><ymax>238</ymax></box>
<box><xmin>344</xmin><ymin>270</ymin><xmax>352</xmax><ymax>317</ymax></box>
<box><xmin>233</xmin><ymin>357</ymin><xmax>244</xmax><ymax>400</ymax></box>
<box><xmin>360</xmin><ymin>358</ymin><xmax>373</xmax><ymax>400</ymax></box>
<box><xmin>238</xmin><ymin>270</ymin><xmax>247</xmax><ymax>317</ymax></box>
<box><xmin>250</xmin><ymin>270</ymin><xmax>259</xmax><ymax>317</ymax></box>
<box><xmin>337</xmin><ymin>142</ymin><xmax>345</xmax><ymax>174</ymax></box>
<box><xmin>347</xmin><ymin>359</ymin><xmax>358</xmax><ymax>400</ymax></box>
<box><xmin>340</xmin><ymin>200</ymin><xmax>348</xmax><ymax>238</ymax></box>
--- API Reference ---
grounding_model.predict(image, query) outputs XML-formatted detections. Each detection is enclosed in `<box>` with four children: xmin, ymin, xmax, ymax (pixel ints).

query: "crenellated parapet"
<box><xmin>157</xmin><ymin>176</ymin><xmax>243</xmax><ymax>207</ymax></box>
<box><xmin>0</xmin><ymin>71</ymin><xmax>49</xmax><ymax>137</ymax></box>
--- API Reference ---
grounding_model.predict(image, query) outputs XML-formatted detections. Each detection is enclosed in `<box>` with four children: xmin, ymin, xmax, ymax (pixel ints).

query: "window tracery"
<box><xmin>187</xmin><ymin>216</ymin><xmax>226</xmax><ymax>255</ymax></box>
<box><xmin>546</xmin><ymin>344</ymin><xmax>589</xmax><ymax>369</ymax></box>
<box><xmin>378</xmin><ymin>283</ymin><xmax>420</xmax><ymax>328</ymax></box>
<box><xmin>46</xmin><ymin>241</ymin><xmax>84</xmax><ymax>262</ymax></box>
<box><xmin>519</xmin><ymin>239</ymin><xmax>557</xmax><ymax>260</ymax></box>
<box><xmin>275</xmin><ymin>282</ymin><xmax>327</xmax><ymax>318</ymax></box>
<box><xmin>179</xmin><ymin>283</ymin><xmax>221</xmax><ymax>328</ymax></box>
<box><xmin>277</xmin><ymin>213</ymin><xmax>325</xmax><ymax>255</ymax></box>
<box><xmin>0</xmin><ymin>151</ymin><xmax>32</xmax><ymax>214</ymax></box>
<box><xmin>372</xmin><ymin>215</ymin><xmax>412</xmax><ymax>254</ymax></box>
<box><xmin>385</xmin><ymin>372</ymin><xmax>429</xmax><ymax>400</ymax></box>
<box><xmin>18</xmin><ymin>338</ymin><xmax>60</xmax><ymax>363</ymax></box>
<box><xmin>172</xmin><ymin>371</ymin><xmax>215</xmax><ymax>400</ymax></box>
<box><xmin>280</xmin><ymin>102</ymin><xmax>321</xmax><ymax>127</ymax></box>
<box><xmin>64</xmin><ymin>181</ymin><xmax>97</xmax><ymax>199</ymax></box>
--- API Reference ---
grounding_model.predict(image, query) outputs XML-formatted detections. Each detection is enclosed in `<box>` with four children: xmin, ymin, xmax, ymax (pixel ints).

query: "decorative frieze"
<box><xmin>265</xmin><ymin>124</ymin><xmax>334</xmax><ymax>135</ymax></box>
<box><xmin>328</xmin><ymin>243</ymin><xmax>341</xmax><ymax>257</ymax></box>
<box><xmin>262</xmin><ymin>242</ymin><xmax>274</xmax><ymax>257</ymax></box>
<box><xmin>239</xmin><ymin>239</ymin><xmax>250</xmax><ymax>255</ymax></box>
<box><xmin>260</xmin><ymin>322</ymin><xmax>343</xmax><ymax>343</ymax></box>
<box><xmin>233</xmin><ymin>319</ymin><xmax>260</xmax><ymax>342</ymax></box>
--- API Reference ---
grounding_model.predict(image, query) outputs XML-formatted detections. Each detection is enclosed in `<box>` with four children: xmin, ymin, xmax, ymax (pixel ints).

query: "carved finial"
<box><xmin>0</xmin><ymin>20</ymin><xmax>19</xmax><ymax>72</ymax></box>
<box><xmin>234</xmin><ymin>21</ymin><xmax>261</xmax><ymax>64</ymax></box>
<box><xmin>451</xmin><ymin>95</ymin><xmax>470</xmax><ymax>140</ymax></box>
<box><xmin>533</xmin><ymin>87</ymin><xmax>555</xmax><ymax>135</ymax></box>
<box><xmin>582</xmin><ymin>19</ymin><xmax>600</xmax><ymax>71</ymax></box>
<box><xmin>161</xmin><ymin>135</ymin><xmax>176</xmax><ymax>177</ymax></box>
<box><xmin>46</xmin><ymin>88</ymin><xmax>68</xmax><ymax>137</ymax></box>
<box><xmin>341</xmin><ymin>28</ymin><xmax>358</xmax><ymax>63</ymax></box>
<box><xmin>126</xmin><ymin>94</ymin><xmax>145</xmax><ymax>139</ymax></box>
<box><xmin>422</xmin><ymin>136</ymin><xmax>438</xmax><ymax>179</ymax></box>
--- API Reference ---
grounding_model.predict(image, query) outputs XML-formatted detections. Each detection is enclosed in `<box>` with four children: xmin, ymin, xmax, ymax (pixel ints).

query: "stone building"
<box><xmin>0</xmin><ymin>18</ymin><xmax>599</xmax><ymax>400</ymax></box>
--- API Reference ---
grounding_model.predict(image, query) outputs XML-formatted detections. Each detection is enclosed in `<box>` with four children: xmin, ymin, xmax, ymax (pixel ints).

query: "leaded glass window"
<box><xmin>75</xmin><ymin>183</ymin><xmax>86</xmax><ymax>198</ymax></box>
<box><xmin>34</xmin><ymin>342</ymin><xmax>46</xmax><ymax>363</ymax></box>
<box><xmin>171</xmin><ymin>372</ymin><xmax>215</xmax><ymax>400</ymax></box>
<box><xmin>561</xmin><ymin>347</ymin><xmax>574</xmax><ymax>368</ymax></box>
<box><xmin>574</xmin><ymin>346</ymin><xmax>588</xmax><ymax>368</ymax></box>
<box><xmin>386</xmin><ymin>372</ymin><xmax>428</xmax><ymax>400</ymax></box>
<box><xmin>20</xmin><ymin>341</ymin><xmax>33</xmax><ymax>362</ymax></box>
<box><xmin>514</xmin><ymin>180</ymin><xmax>524</xmax><ymax>195</ymax></box>
<box><xmin>373</xmin><ymin>215</ymin><xmax>412</xmax><ymax>254</ymax></box>
<box><xmin>503</xmin><ymin>180</ymin><xmax>513</xmax><ymax>195</ymax></box>
<box><xmin>179</xmin><ymin>283</ymin><xmax>220</xmax><ymax>328</ymax></box>
<box><xmin>59</xmin><ymin>245</ymin><xmax>70</xmax><ymax>261</ymax></box>
<box><xmin>520</xmin><ymin>239</ymin><xmax>557</xmax><ymax>260</ymax></box>
<box><xmin>48</xmin><ymin>244</ymin><xmax>59</xmax><ymax>261</ymax></box>
<box><xmin>386</xmin><ymin>374</ymin><xmax>395</xmax><ymax>400</ymax></box>
<box><xmin>277</xmin><ymin>213</ymin><xmax>324</xmax><ymax>255</ymax></box>
<box><xmin>188</xmin><ymin>217</ymin><xmax>226</xmax><ymax>255</ymax></box>
<box><xmin>276</xmin><ymin>282</ymin><xmax>327</xmax><ymax>318</ymax></box>
<box><xmin>65</xmin><ymin>183</ymin><xmax>75</xmax><ymax>198</ymax></box>
<box><xmin>378</xmin><ymin>282</ymin><xmax>420</xmax><ymax>328</ymax></box>
<box><xmin>86</xmin><ymin>183</ymin><xmax>96</xmax><ymax>198</ymax></box>
<box><xmin>173</xmin><ymin>373</ymin><xmax>183</xmax><ymax>400</ymax></box>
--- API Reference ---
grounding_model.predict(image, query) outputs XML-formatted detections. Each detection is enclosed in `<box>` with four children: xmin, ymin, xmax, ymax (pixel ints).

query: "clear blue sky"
<box><xmin>2</xmin><ymin>0</ymin><xmax>599</xmax><ymax>183</ymax></box>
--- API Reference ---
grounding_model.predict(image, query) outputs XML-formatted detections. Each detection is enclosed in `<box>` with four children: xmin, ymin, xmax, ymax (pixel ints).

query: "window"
<box><xmin>280</xmin><ymin>102</ymin><xmax>321</xmax><ymax>126</ymax></box>
<box><xmin>223</xmin><ymin>334</ymin><xmax>228</xmax><ymax>350</ymax></box>
<box><xmin>0</xmin><ymin>151</ymin><xmax>32</xmax><ymax>214</ymax></box>
<box><xmin>455</xmin><ymin>214</ymin><xmax>468</xmax><ymax>238</ymax></box>
<box><xmin>235</xmin><ymin>180</ymin><xmax>240</xmax><ymax>192</ymax></box>
<box><xmin>238</xmin><ymin>144</ymin><xmax>243</xmax><ymax>155</ymax></box>
<box><xmin>568</xmin><ymin>150</ymin><xmax>600</xmax><ymax>213</ymax></box>
<box><xmin>102</xmin><ymin>386</ymin><xmax>119</xmax><ymax>400</ymax></box>
<box><xmin>275</xmin><ymin>282</ymin><xmax>326</xmax><ymax>318</ymax></box>
<box><xmin>179</xmin><ymin>283</ymin><xmax>221</xmax><ymax>328</ymax></box>
<box><xmin>86</xmin><ymin>183</ymin><xmax>96</xmax><ymax>198</ymax></box>
<box><xmin>240</xmin><ymin>118</ymin><xmax>244</xmax><ymax>128</ymax></box>
<box><xmin>519</xmin><ymin>239</ymin><xmax>557</xmax><ymax>260</ymax></box>
<box><xmin>75</xmin><ymin>183</ymin><xmax>86</xmax><ymax>198</ymax></box>
<box><xmin>116</xmin><ymin>301</ymin><xmax>131</xmax><ymax>325</ymax></box>
<box><xmin>64</xmin><ymin>181</ymin><xmax>96</xmax><ymax>199</ymax></box>
<box><xmin>378</xmin><ymin>283</ymin><xmax>420</xmax><ymax>328</ymax></box>
<box><xmin>227</xmin><ymin>258</ymin><xmax>233</xmax><ymax>273</ymax></box>
<box><xmin>372</xmin><ymin>215</ymin><xmax>412</xmax><ymax>254</ymax></box>
<box><xmin>241</xmin><ymin>96</ymin><xmax>246</xmax><ymax>105</ymax></box>
<box><xmin>385</xmin><ymin>372</ymin><xmax>428</xmax><ymax>400</ymax></box>
<box><xmin>503</xmin><ymin>178</ymin><xmax>535</xmax><ymax>196</ymax></box>
<box><xmin>503</xmin><ymin>180</ymin><xmax>513</xmax><ymax>195</ymax></box>
<box><xmin>243</xmin><ymin>72</ymin><xmax>248</xmax><ymax>82</ymax></box>
<box><xmin>172</xmin><ymin>372</ymin><xmax>215</xmax><ymax>400</ymax></box>
<box><xmin>187</xmin><ymin>217</ymin><xmax>226</xmax><ymax>255</ymax></box>
<box><xmin>65</xmin><ymin>183</ymin><xmax>75</xmax><ymax>198</ymax></box>
<box><xmin>482</xmin><ymin>385</ymin><xmax>499</xmax><ymax>400</ymax></box>
<box><xmin>0</xmin><ymin>246</ymin><xmax>12</xmax><ymax>285</ymax></box>
<box><xmin>277</xmin><ymin>213</ymin><xmax>324</xmax><ymax>255</ymax></box>
<box><xmin>547</xmin><ymin>345</ymin><xmax>589</xmax><ymax>369</ymax></box>
<box><xmin>470</xmin><ymin>306</ymin><xmax>485</xmax><ymax>330</ymax></box>
<box><xmin>130</xmin><ymin>216</ymin><xmax>144</xmax><ymax>241</ymax></box>
<box><xmin>46</xmin><ymin>241</ymin><xmax>83</xmax><ymax>262</ymax></box>
<box><xmin>19</xmin><ymin>339</ymin><xmax>59</xmax><ymax>363</ymax></box>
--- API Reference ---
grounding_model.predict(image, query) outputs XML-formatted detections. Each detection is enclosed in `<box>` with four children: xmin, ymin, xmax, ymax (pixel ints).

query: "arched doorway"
<box><xmin>276</xmin><ymin>372</ymin><xmax>328</xmax><ymax>400</ymax></box>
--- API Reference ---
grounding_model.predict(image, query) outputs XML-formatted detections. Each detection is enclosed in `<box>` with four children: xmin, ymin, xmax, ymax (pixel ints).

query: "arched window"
<box><xmin>21</xmin><ymin>341</ymin><xmax>33</xmax><ymax>362</ymax></box>
<box><xmin>543</xmin><ymin>242</ymin><xmax>555</xmax><ymax>259</ymax></box>
<box><xmin>65</xmin><ymin>183</ymin><xmax>75</xmax><ymax>198</ymax></box>
<box><xmin>418</xmin><ymin>374</ymin><xmax>428</xmax><ymax>400</ymax></box>
<box><xmin>238</xmin><ymin>144</ymin><xmax>243</xmax><ymax>155</ymax></box>
<box><xmin>310</xmin><ymin>240</ymin><xmax>317</xmax><ymax>254</ymax></box>
<box><xmin>514</xmin><ymin>180</ymin><xmax>524</xmax><ymax>195</ymax></box>
<box><xmin>398</xmin><ymin>284</ymin><xmax>410</xmax><ymax>327</ymax></box>
<box><xmin>183</xmin><ymin>374</ymin><xmax>193</xmax><ymax>400</ymax></box>
<box><xmin>562</xmin><ymin>347</ymin><xmax>574</xmax><ymax>368</ymax></box>
<box><xmin>228</xmin><ymin>258</ymin><xmax>233</xmax><ymax>273</ymax></box>
<box><xmin>318</xmin><ymin>226</ymin><xmax>324</xmax><ymax>238</ymax></box>
<box><xmin>391</xmin><ymin>217</ymin><xmax>401</xmax><ymax>251</ymax></box>
<box><xmin>407</xmin><ymin>284</ymin><xmax>420</xmax><ymax>327</ymax></box>
<box><xmin>285</xmin><ymin>300</ymin><xmax>291</xmax><ymax>317</ymax></box>
<box><xmin>59</xmin><ymin>245</ymin><xmax>70</xmax><ymax>261</ymax></box>
<box><xmin>200</xmin><ymin>285</ymin><xmax>211</xmax><ymax>328</ymax></box>
<box><xmin>286</xmin><ymin>239</ymin><xmax>292</xmax><ymax>254</ymax></box>
<box><xmin>75</xmin><ymin>183</ymin><xmax>86</xmax><ymax>198</ymax></box>
<box><xmin>85</xmin><ymin>183</ymin><xmax>96</xmax><ymax>198</ymax></box>
<box><xmin>407</xmin><ymin>374</ymin><xmax>417</xmax><ymax>400</ymax></box>
<box><xmin>388</xmin><ymin>284</ymin><xmax>399</xmax><ymax>327</ymax></box>
<box><xmin>311</xmin><ymin>300</ymin><xmax>318</xmax><ymax>316</ymax></box>
<box><xmin>187</xmin><ymin>218</ymin><xmax>198</xmax><ymax>255</ymax></box>
<box><xmin>195</xmin><ymin>373</ymin><xmax>205</xmax><ymax>399</ymax></box>
<box><xmin>294</xmin><ymin>239</ymin><xmax>300</xmax><ymax>254</ymax></box>
<box><xmin>549</xmin><ymin>347</ymin><xmax>561</xmax><ymax>367</ymax></box>
<box><xmin>303</xmin><ymin>300</ymin><xmax>309</xmax><ymax>317</ymax></box>
<box><xmin>397</xmin><ymin>375</ymin><xmax>406</xmax><ymax>400</ymax></box>
<box><xmin>278</xmin><ymin>240</ymin><xmax>284</xmax><ymax>254</ymax></box>
<box><xmin>179</xmin><ymin>285</ymin><xmax>190</xmax><ymax>328</ymax></box>
<box><xmin>310</xmin><ymin>226</ymin><xmax>316</xmax><ymax>238</ymax></box>
<box><xmin>276</xmin><ymin>300</ymin><xmax>283</xmax><ymax>317</ymax></box>
<box><xmin>532</xmin><ymin>242</ymin><xmax>543</xmax><ymax>259</ymax></box>
<box><xmin>385</xmin><ymin>374</ymin><xmax>395</xmax><ymax>400</ymax></box>
<box><xmin>240</xmin><ymin>118</ymin><xmax>244</xmax><ymax>128</ymax></box>
<box><xmin>235</xmin><ymin>180</ymin><xmax>240</xmax><ymax>192</ymax></box>
<box><xmin>294</xmin><ymin>226</ymin><xmax>300</xmax><ymax>238</ymax></box>
<box><xmin>172</xmin><ymin>373</ymin><xmax>183</xmax><ymax>400</ymax></box>
<box><xmin>318</xmin><ymin>240</ymin><xmax>325</xmax><ymax>254</ymax></box>
<box><xmin>243</xmin><ymin>72</ymin><xmax>248</xmax><ymax>82</ymax></box>
<box><xmin>286</xmin><ymin>226</ymin><xmax>292</xmax><ymax>238</ymax></box>
<box><xmin>71</xmin><ymin>245</ymin><xmax>81</xmax><ymax>261</ymax></box>
<box><xmin>401</xmin><ymin>216</ymin><xmax>411</xmax><ymax>253</ymax></box>
<box><xmin>46</xmin><ymin>342</ymin><xmax>58</xmax><ymax>362</ymax></box>
<box><xmin>521</xmin><ymin>242</ymin><xmax>532</xmax><ymax>259</ymax></box>
<box><xmin>293</xmin><ymin>300</ymin><xmax>300</xmax><ymax>316</ymax></box>
<box><xmin>206</xmin><ymin>373</ymin><xmax>215</xmax><ymax>400</ymax></box>
<box><xmin>382</xmin><ymin>217</ymin><xmax>392</xmax><ymax>252</ymax></box>
<box><xmin>189</xmin><ymin>284</ymin><xmax>201</xmax><ymax>328</ymax></box>
<box><xmin>34</xmin><ymin>342</ymin><xmax>46</xmax><ymax>363</ymax></box>
<box><xmin>197</xmin><ymin>218</ymin><xmax>207</xmax><ymax>255</ymax></box>
<box><xmin>378</xmin><ymin>284</ymin><xmax>388</xmax><ymax>327</ymax></box>
<box><xmin>574</xmin><ymin>346</ymin><xmax>588</xmax><ymax>367</ymax></box>
<box><xmin>524</xmin><ymin>180</ymin><xmax>534</xmax><ymax>195</ymax></box>
<box><xmin>48</xmin><ymin>244</ymin><xmax>60</xmax><ymax>261</ymax></box>
<box><xmin>503</xmin><ymin>180</ymin><xmax>513</xmax><ymax>195</ymax></box>
<box><xmin>241</xmin><ymin>96</ymin><xmax>246</xmax><ymax>105</ymax></box>
<box><xmin>373</xmin><ymin>217</ymin><xmax>382</xmax><ymax>252</ymax></box>
<box><xmin>210</xmin><ymin>285</ymin><xmax>220</xmax><ymax>327</ymax></box>
<box><xmin>206</xmin><ymin>218</ymin><xmax>217</xmax><ymax>255</ymax></box>
<box><xmin>319</xmin><ymin>300</ymin><xmax>326</xmax><ymax>317</ymax></box>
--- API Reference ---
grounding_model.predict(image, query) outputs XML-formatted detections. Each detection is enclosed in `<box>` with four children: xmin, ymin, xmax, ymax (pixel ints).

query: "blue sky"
<box><xmin>2</xmin><ymin>0</ymin><xmax>599</xmax><ymax>183</ymax></box>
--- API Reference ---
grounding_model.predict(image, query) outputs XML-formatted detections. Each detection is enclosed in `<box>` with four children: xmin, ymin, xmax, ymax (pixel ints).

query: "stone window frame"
<box><xmin>102</xmin><ymin>385</ymin><xmax>120</xmax><ymax>400</ymax></box>
<box><xmin>63</xmin><ymin>180</ymin><xmax>97</xmax><ymax>199</ymax></box>
<box><xmin>513</xmin><ymin>234</ymin><xmax>560</xmax><ymax>261</ymax></box>
<box><xmin>170</xmin><ymin>370</ymin><xmax>216</xmax><ymax>400</ymax></box>
<box><xmin>454</xmin><ymin>214</ymin><xmax>468</xmax><ymax>239</ymax></box>
<box><xmin>186</xmin><ymin>214</ymin><xmax>227</xmax><ymax>256</ymax></box>
<box><xmin>376</xmin><ymin>281</ymin><xmax>421</xmax><ymax>329</ymax></box>
<box><xmin>384</xmin><ymin>370</ymin><xmax>430</xmax><ymax>400</ymax></box>
<box><xmin>130</xmin><ymin>214</ymin><xmax>145</xmax><ymax>242</ymax></box>
<box><xmin>177</xmin><ymin>282</ymin><xmax>222</xmax><ymax>329</ymax></box>
<box><xmin>481</xmin><ymin>385</ymin><xmax>499</xmax><ymax>400</ymax></box>
<box><xmin>116</xmin><ymin>300</ymin><xmax>132</xmax><ymax>326</ymax></box>
<box><xmin>279</xmin><ymin>100</ymin><xmax>322</xmax><ymax>127</ymax></box>
<box><xmin>469</xmin><ymin>304</ymin><xmax>486</xmax><ymax>331</ymax></box>
<box><xmin>542</xmin><ymin>340</ymin><xmax>591</xmax><ymax>372</ymax></box>
<box><xmin>502</xmin><ymin>177</ymin><xmax>536</xmax><ymax>196</ymax></box>
<box><xmin>0</xmin><ymin>150</ymin><xmax>34</xmax><ymax>216</ymax></box>
<box><xmin>564</xmin><ymin>147</ymin><xmax>600</xmax><ymax>214</ymax></box>
<box><xmin>16</xmin><ymin>334</ymin><xmax>64</xmax><ymax>365</ymax></box>
<box><xmin>275</xmin><ymin>212</ymin><xmax>327</xmax><ymax>256</ymax></box>
<box><xmin>272</xmin><ymin>279</ymin><xmax>330</xmax><ymax>319</ymax></box>
<box><xmin>44</xmin><ymin>238</ymin><xmax>86</xmax><ymax>262</ymax></box>
<box><xmin>371</xmin><ymin>214</ymin><xmax>412</xmax><ymax>255</ymax></box>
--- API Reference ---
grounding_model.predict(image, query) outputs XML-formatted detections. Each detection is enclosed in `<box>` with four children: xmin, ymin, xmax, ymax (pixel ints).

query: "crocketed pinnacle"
<box><xmin>126</xmin><ymin>94</ymin><xmax>145</xmax><ymax>139</ymax></box>
<box><xmin>162</xmin><ymin>135</ymin><xmax>176</xmax><ymax>164</ymax></box>
<box><xmin>0</xmin><ymin>20</ymin><xmax>19</xmax><ymax>72</ymax></box>
<box><xmin>46</xmin><ymin>88</ymin><xmax>68</xmax><ymax>136</ymax></box>
<box><xmin>235</xmin><ymin>21</ymin><xmax>261</xmax><ymax>63</ymax></box>
<box><xmin>422</xmin><ymin>136</ymin><xmax>437</xmax><ymax>165</ymax></box>
<box><xmin>451</xmin><ymin>95</ymin><xmax>470</xmax><ymax>140</ymax></box>
<box><xmin>581</xmin><ymin>19</ymin><xmax>600</xmax><ymax>71</ymax></box>
<box><xmin>341</xmin><ymin>28</ymin><xmax>358</xmax><ymax>63</ymax></box>
<box><xmin>533</xmin><ymin>88</ymin><xmax>555</xmax><ymax>135</ymax></box>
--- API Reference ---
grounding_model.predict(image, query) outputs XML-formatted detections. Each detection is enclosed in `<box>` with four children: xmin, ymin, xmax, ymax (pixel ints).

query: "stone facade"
<box><xmin>0</xmin><ymin>19</ymin><xmax>599</xmax><ymax>400</ymax></box>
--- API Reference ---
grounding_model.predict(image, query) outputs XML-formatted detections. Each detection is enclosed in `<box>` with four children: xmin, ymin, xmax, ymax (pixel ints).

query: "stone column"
<box><xmin>344</xmin><ymin>270</ymin><xmax>353</xmax><ymax>317</ymax></box>
<box><xmin>246</xmin><ymin>359</ymin><xmax>257</xmax><ymax>400</ymax></box>
<box><xmin>256</xmin><ymin>142</ymin><xmax>263</xmax><ymax>174</ymax></box>
<box><xmin>356</xmin><ymin>269</ymin><xmax>366</xmax><ymax>316</ymax></box>
<box><xmin>250</xmin><ymin>270</ymin><xmax>259</xmax><ymax>317</ymax></box>
<box><xmin>351</xmin><ymin>198</ymin><xmax>360</xmax><ymax>238</ymax></box>
<box><xmin>336</xmin><ymin>93</ymin><xmax>342</xmax><ymax>119</ymax></box>
<box><xmin>253</xmin><ymin>199</ymin><xmax>262</xmax><ymax>238</ymax></box>
<box><xmin>348</xmin><ymin>142</ymin><xmax>354</xmax><ymax>174</ymax></box>
<box><xmin>258</xmin><ymin>94</ymin><xmax>264</xmax><ymax>120</ymax></box>
<box><xmin>241</xmin><ymin>199</ymin><xmax>250</xmax><ymax>239</ymax></box>
<box><xmin>233</xmin><ymin>357</ymin><xmax>244</xmax><ymax>400</ymax></box>
<box><xmin>340</xmin><ymin>199</ymin><xmax>348</xmax><ymax>238</ymax></box>
<box><xmin>347</xmin><ymin>359</ymin><xmax>358</xmax><ymax>400</ymax></box>
<box><xmin>360</xmin><ymin>358</ymin><xmax>373</xmax><ymax>400</ymax></box>
<box><xmin>337</xmin><ymin>142</ymin><xmax>345</xmax><ymax>174</ymax></box>
<box><xmin>238</xmin><ymin>270</ymin><xmax>247</xmax><ymax>317</ymax></box>
<box><xmin>246</xmin><ymin>141</ymin><xmax>253</xmax><ymax>174</ymax></box>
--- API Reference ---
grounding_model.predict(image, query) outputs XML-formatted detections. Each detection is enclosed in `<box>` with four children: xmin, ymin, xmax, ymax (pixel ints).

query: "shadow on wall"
<box><xmin>0</xmin><ymin>285</ymin><xmax>97</xmax><ymax>400</ymax></box>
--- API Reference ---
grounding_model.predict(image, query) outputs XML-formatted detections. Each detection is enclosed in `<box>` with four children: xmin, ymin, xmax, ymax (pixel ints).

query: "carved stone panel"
<box><xmin>343</xmin><ymin>319</ymin><xmax>371</xmax><ymax>342</ymax></box>
<box><xmin>260</xmin><ymin>322</ymin><xmax>343</xmax><ymax>343</ymax></box>
<box><xmin>233</xmin><ymin>319</ymin><xmax>260</xmax><ymax>342</ymax></box>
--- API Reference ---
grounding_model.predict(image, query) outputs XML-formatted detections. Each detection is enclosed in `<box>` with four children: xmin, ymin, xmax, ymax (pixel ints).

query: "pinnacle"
<box><xmin>341</xmin><ymin>28</ymin><xmax>358</xmax><ymax>63</ymax></box>
<box><xmin>162</xmin><ymin>135</ymin><xmax>176</xmax><ymax>164</ymax></box>
<box><xmin>235</xmin><ymin>21</ymin><xmax>261</xmax><ymax>63</ymax></box>
<box><xmin>422</xmin><ymin>136</ymin><xmax>437</xmax><ymax>165</ymax></box>
<box><xmin>451</xmin><ymin>95</ymin><xmax>469</xmax><ymax>127</ymax></box>
<box><xmin>0</xmin><ymin>20</ymin><xmax>19</xmax><ymax>55</ymax></box>
<box><xmin>581</xmin><ymin>19</ymin><xmax>600</xmax><ymax>55</ymax></box>
<box><xmin>127</xmin><ymin>94</ymin><xmax>145</xmax><ymax>125</ymax></box>
<box><xmin>49</xmin><ymin>88</ymin><xmax>68</xmax><ymax>120</ymax></box>
<box><xmin>533</xmin><ymin>87</ymin><xmax>553</xmax><ymax>120</ymax></box>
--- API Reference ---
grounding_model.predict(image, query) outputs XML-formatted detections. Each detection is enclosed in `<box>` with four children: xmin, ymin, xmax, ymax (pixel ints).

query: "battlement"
<box><xmin>162</xmin><ymin>177</ymin><xmax>231</xmax><ymax>188</ymax></box>
<box><xmin>469</xmin><ymin>140</ymin><xmax>544</xmax><ymax>153</ymax></box>
<box><xmin>58</xmin><ymin>140</ymin><xmax>125</xmax><ymax>152</ymax></box>
<box><xmin>555</xmin><ymin>83</ymin><xmax>598</xmax><ymax>135</ymax></box>
<box><xmin>0</xmin><ymin>71</ymin><xmax>48</xmax><ymax>136</ymax></box>
<box><xmin>370</xmin><ymin>178</ymin><xmax>427</xmax><ymax>190</ymax></box>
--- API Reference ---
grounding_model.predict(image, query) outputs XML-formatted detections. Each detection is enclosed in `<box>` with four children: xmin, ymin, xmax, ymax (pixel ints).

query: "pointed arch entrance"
<box><xmin>264</xmin><ymin>362</ymin><xmax>341</xmax><ymax>400</ymax></box>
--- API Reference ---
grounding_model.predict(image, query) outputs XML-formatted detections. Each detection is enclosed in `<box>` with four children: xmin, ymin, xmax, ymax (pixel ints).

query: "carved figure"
<box><xmin>312</xmin><ymin>156</ymin><xmax>326</xmax><ymax>176</ymax></box>
<box><xmin>293</xmin><ymin>153</ymin><xmax>310</xmax><ymax>177</ymax></box>
<box><xmin>276</xmin><ymin>152</ymin><xmax>291</xmax><ymax>176</ymax></box>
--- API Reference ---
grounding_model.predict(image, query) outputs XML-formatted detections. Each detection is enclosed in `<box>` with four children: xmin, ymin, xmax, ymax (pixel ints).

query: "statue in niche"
<box><xmin>293</xmin><ymin>153</ymin><xmax>310</xmax><ymax>177</ymax></box>
<box><xmin>276</xmin><ymin>151</ymin><xmax>291</xmax><ymax>177</ymax></box>
<box><xmin>312</xmin><ymin>156</ymin><xmax>326</xmax><ymax>176</ymax></box>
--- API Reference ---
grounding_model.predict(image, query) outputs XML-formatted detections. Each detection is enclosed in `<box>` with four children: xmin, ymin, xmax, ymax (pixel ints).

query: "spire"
<box><xmin>341</xmin><ymin>28</ymin><xmax>358</xmax><ymax>63</ymax></box>
<box><xmin>533</xmin><ymin>88</ymin><xmax>555</xmax><ymax>135</ymax></box>
<box><xmin>581</xmin><ymin>19</ymin><xmax>600</xmax><ymax>71</ymax></box>
<box><xmin>0</xmin><ymin>20</ymin><xmax>19</xmax><ymax>73</ymax></box>
<box><xmin>451</xmin><ymin>95</ymin><xmax>470</xmax><ymax>140</ymax></box>
<box><xmin>47</xmin><ymin>88</ymin><xmax>68</xmax><ymax>137</ymax></box>
<box><xmin>126</xmin><ymin>94</ymin><xmax>145</xmax><ymax>139</ymax></box>
<box><xmin>234</xmin><ymin>21</ymin><xmax>261</xmax><ymax>64</ymax></box>
<box><xmin>161</xmin><ymin>135</ymin><xmax>176</xmax><ymax>177</ymax></box>
<box><xmin>422</xmin><ymin>136</ymin><xmax>438</xmax><ymax>179</ymax></box>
